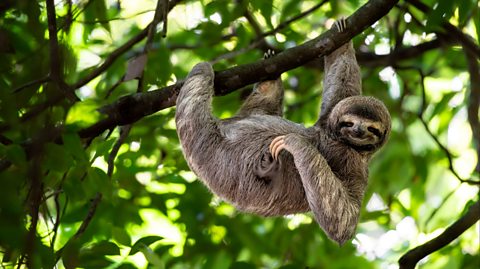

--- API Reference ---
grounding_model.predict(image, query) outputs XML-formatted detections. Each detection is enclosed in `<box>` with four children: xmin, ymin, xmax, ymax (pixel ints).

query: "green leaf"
<box><xmin>63</xmin><ymin>132</ymin><xmax>88</xmax><ymax>163</ymax></box>
<box><xmin>78</xmin><ymin>255</ymin><xmax>113</xmax><ymax>269</ymax></box>
<box><xmin>457</xmin><ymin>0</ymin><xmax>473</xmax><ymax>25</ymax></box>
<box><xmin>129</xmin><ymin>236</ymin><xmax>163</xmax><ymax>255</ymax></box>
<box><xmin>66</xmin><ymin>241</ymin><xmax>119</xmax><ymax>269</ymax></box>
<box><xmin>229</xmin><ymin>261</ymin><xmax>256</xmax><ymax>269</ymax></box>
<box><xmin>144</xmin><ymin>43</ymin><xmax>172</xmax><ymax>86</ymax></box>
<box><xmin>44</xmin><ymin>143</ymin><xmax>74</xmax><ymax>172</ymax></box>
<box><xmin>87</xmin><ymin>240</ymin><xmax>121</xmax><ymax>256</ymax></box>
<box><xmin>426</xmin><ymin>0</ymin><xmax>455</xmax><ymax>30</ymax></box>
<box><xmin>4</xmin><ymin>144</ymin><xmax>26</xmax><ymax>167</ymax></box>
<box><xmin>66</xmin><ymin>100</ymin><xmax>102</xmax><ymax>127</ymax></box>
<box><xmin>92</xmin><ymin>138</ymin><xmax>116</xmax><ymax>159</ymax></box>
<box><xmin>428</xmin><ymin>92</ymin><xmax>457</xmax><ymax>121</ymax></box>
<box><xmin>62</xmin><ymin>239</ymin><xmax>82</xmax><ymax>269</ymax></box>
<box><xmin>84</xmin><ymin>0</ymin><xmax>110</xmax><ymax>34</ymax></box>
<box><xmin>474</xmin><ymin>6</ymin><xmax>480</xmax><ymax>41</ymax></box>
<box><xmin>250</xmin><ymin>0</ymin><xmax>274</xmax><ymax>29</ymax></box>
<box><xmin>280</xmin><ymin>0</ymin><xmax>301</xmax><ymax>22</ymax></box>
<box><xmin>278</xmin><ymin>265</ymin><xmax>305</xmax><ymax>269</ymax></box>
<box><xmin>112</xmin><ymin>227</ymin><xmax>132</xmax><ymax>246</ymax></box>
<box><xmin>139</xmin><ymin>245</ymin><xmax>164</xmax><ymax>267</ymax></box>
<box><xmin>85</xmin><ymin>167</ymin><xmax>112</xmax><ymax>198</ymax></box>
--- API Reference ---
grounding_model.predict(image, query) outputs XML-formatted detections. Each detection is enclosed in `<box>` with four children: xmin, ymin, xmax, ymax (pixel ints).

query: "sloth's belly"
<box><xmin>203</xmin><ymin>114</ymin><xmax>314</xmax><ymax>216</ymax></box>
<box><xmin>220</xmin><ymin>114</ymin><xmax>308</xmax><ymax>141</ymax></box>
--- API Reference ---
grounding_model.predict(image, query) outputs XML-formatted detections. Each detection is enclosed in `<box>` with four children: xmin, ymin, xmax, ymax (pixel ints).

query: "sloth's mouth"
<box><xmin>346</xmin><ymin>132</ymin><xmax>375</xmax><ymax>143</ymax></box>
<box><xmin>340</xmin><ymin>136</ymin><xmax>376</xmax><ymax>152</ymax></box>
<box><xmin>346</xmin><ymin>136</ymin><xmax>375</xmax><ymax>146</ymax></box>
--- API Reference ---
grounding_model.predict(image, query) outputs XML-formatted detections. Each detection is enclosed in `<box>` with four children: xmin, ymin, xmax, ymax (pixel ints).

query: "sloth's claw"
<box><xmin>269</xmin><ymin>135</ymin><xmax>286</xmax><ymax>160</ymax></box>
<box><xmin>334</xmin><ymin>17</ymin><xmax>347</xmax><ymax>32</ymax></box>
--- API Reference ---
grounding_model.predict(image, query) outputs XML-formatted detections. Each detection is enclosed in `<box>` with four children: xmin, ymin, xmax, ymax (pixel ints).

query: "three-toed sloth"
<box><xmin>175</xmin><ymin>19</ymin><xmax>391</xmax><ymax>245</ymax></box>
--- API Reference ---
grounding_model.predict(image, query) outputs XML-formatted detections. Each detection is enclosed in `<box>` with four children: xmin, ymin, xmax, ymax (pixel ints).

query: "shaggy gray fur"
<box><xmin>175</xmin><ymin>24</ymin><xmax>391</xmax><ymax>245</ymax></box>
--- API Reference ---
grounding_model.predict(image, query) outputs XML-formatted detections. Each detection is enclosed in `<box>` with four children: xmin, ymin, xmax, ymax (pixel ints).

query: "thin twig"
<box><xmin>416</xmin><ymin>70</ymin><xmax>479</xmax><ymax>185</ymax></box>
<box><xmin>162</xmin><ymin>0</ymin><xmax>168</xmax><ymax>37</ymax></box>
<box><xmin>74</xmin><ymin>192</ymin><xmax>102</xmax><ymax>238</ymax></box>
<box><xmin>106</xmin><ymin>0</ymin><xmax>168</xmax><ymax>177</ymax></box>
<box><xmin>13</xmin><ymin>76</ymin><xmax>50</xmax><ymax>93</ymax></box>
<box><xmin>405</xmin><ymin>0</ymin><xmax>480</xmax><ymax>58</ymax></box>
<box><xmin>399</xmin><ymin>200</ymin><xmax>480</xmax><ymax>269</ymax></box>
<box><xmin>71</xmin><ymin>0</ymin><xmax>181</xmax><ymax>90</ymax></box>
<box><xmin>423</xmin><ymin>184</ymin><xmax>460</xmax><ymax>229</ymax></box>
<box><xmin>209</xmin><ymin>39</ymin><xmax>265</xmax><ymax>64</ymax></box>
<box><xmin>50</xmin><ymin>172</ymin><xmax>69</xmax><ymax>248</ymax></box>
<box><xmin>23</xmin><ymin>151</ymin><xmax>44</xmax><ymax>268</ymax></box>
<box><xmin>45</xmin><ymin>0</ymin><xmax>78</xmax><ymax>101</ymax></box>
<box><xmin>77</xmin><ymin>9</ymin><xmax>156</xmax><ymax>24</ymax></box>
<box><xmin>107</xmin><ymin>125</ymin><xmax>132</xmax><ymax>177</ymax></box>
<box><xmin>260</xmin><ymin>0</ymin><xmax>329</xmax><ymax>38</ymax></box>
<box><xmin>0</xmin><ymin>0</ymin><xmax>184</xmax><ymax>135</ymax></box>
<box><xmin>72</xmin><ymin>26</ymin><xmax>150</xmax><ymax>90</ymax></box>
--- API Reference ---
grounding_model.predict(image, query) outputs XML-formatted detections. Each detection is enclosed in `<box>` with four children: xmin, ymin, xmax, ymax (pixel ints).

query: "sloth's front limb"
<box><xmin>269</xmin><ymin>134</ymin><xmax>360</xmax><ymax>245</ymax></box>
<box><xmin>176</xmin><ymin>62</ymin><xmax>222</xmax><ymax>167</ymax></box>
<box><xmin>317</xmin><ymin>18</ymin><xmax>362</xmax><ymax>126</ymax></box>
<box><xmin>176</xmin><ymin>62</ymin><xmax>215</xmax><ymax>123</ymax></box>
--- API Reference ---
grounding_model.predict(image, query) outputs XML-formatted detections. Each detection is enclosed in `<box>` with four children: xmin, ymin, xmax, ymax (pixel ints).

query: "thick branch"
<box><xmin>79</xmin><ymin>0</ymin><xmax>399</xmax><ymax>139</ymax></box>
<box><xmin>464</xmin><ymin>45</ymin><xmax>480</xmax><ymax>173</ymax></box>
<box><xmin>399</xmin><ymin>200</ymin><xmax>480</xmax><ymax>269</ymax></box>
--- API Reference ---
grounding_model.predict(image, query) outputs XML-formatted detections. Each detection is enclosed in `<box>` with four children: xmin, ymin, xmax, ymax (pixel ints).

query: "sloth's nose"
<box><xmin>354</xmin><ymin>126</ymin><xmax>365</xmax><ymax>136</ymax></box>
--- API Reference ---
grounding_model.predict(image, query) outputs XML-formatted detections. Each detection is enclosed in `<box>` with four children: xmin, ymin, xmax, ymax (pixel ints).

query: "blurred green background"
<box><xmin>0</xmin><ymin>0</ymin><xmax>478</xmax><ymax>268</ymax></box>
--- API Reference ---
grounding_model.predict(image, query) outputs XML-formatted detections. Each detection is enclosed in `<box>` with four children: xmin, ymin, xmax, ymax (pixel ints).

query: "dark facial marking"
<box><xmin>367</xmin><ymin>127</ymin><xmax>382</xmax><ymax>137</ymax></box>
<box><xmin>347</xmin><ymin>104</ymin><xmax>381</xmax><ymax>122</ymax></box>
<box><xmin>339</xmin><ymin>121</ymin><xmax>354</xmax><ymax>128</ymax></box>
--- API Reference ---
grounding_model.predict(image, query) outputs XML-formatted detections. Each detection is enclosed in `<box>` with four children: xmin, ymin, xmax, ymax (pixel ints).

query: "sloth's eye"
<box><xmin>340</xmin><ymin>122</ymin><xmax>354</xmax><ymax>128</ymax></box>
<box><xmin>367</xmin><ymin>127</ymin><xmax>381</xmax><ymax>137</ymax></box>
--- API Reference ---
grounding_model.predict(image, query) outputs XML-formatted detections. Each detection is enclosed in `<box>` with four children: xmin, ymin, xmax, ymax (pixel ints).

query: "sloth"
<box><xmin>175</xmin><ymin>19</ymin><xmax>391</xmax><ymax>245</ymax></box>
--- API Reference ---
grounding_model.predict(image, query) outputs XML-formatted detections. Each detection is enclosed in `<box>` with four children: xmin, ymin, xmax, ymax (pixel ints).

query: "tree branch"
<box><xmin>74</xmin><ymin>192</ymin><xmax>102</xmax><ymax>239</ymax></box>
<box><xmin>464</xmin><ymin>44</ymin><xmax>480</xmax><ymax>174</ymax></box>
<box><xmin>399</xmin><ymin>200</ymin><xmax>480</xmax><ymax>269</ymax></box>
<box><xmin>106</xmin><ymin>0</ymin><xmax>169</xmax><ymax>177</ymax></box>
<box><xmin>357</xmin><ymin>36</ymin><xmax>453</xmax><ymax>68</ymax></box>
<box><xmin>45</xmin><ymin>0</ymin><xmax>78</xmax><ymax>101</ymax></box>
<box><xmin>0</xmin><ymin>0</ymin><xmax>183</xmax><ymax>134</ymax></box>
<box><xmin>415</xmin><ymin>68</ymin><xmax>479</xmax><ymax>185</ymax></box>
<box><xmin>79</xmin><ymin>0</ymin><xmax>400</xmax><ymax>139</ymax></box>
<box><xmin>405</xmin><ymin>0</ymin><xmax>480</xmax><ymax>58</ymax></box>
<box><xmin>12</xmin><ymin>76</ymin><xmax>50</xmax><ymax>93</ymax></box>
<box><xmin>260</xmin><ymin>0</ymin><xmax>328</xmax><ymax>39</ymax></box>
<box><xmin>71</xmin><ymin>0</ymin><xmax>181</xmax><ymax>90</ymax></box>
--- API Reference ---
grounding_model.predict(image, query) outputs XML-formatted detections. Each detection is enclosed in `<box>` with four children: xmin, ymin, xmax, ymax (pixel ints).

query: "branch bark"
<box><xmin>399</xmin><ymin>200</ymin><xmax>480</xmax><ymax>269</ymax></box>
<box><xmin>464</xmin><ymin>43</ymin><xmax>480</xmax><ymax>174</ymax></box>
<box><xmin>45</xmin><ymin>0</ymin><xmax>77</xmax><ymax>101</ymax></box>
<box><xmin>79</xmin><ymin>0</ymin><xmax>400</xmax><ymax>139</ymax></box>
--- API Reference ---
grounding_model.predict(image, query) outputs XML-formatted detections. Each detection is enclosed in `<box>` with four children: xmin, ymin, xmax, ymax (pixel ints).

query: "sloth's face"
<box><xmin>337</xmin><ymin>114</ymin><xmax>386</xmax><ymax>151</ymax></box>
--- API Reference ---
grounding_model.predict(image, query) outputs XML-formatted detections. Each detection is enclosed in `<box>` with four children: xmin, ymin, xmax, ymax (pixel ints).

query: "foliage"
<box><xmin>0</xmin><ymin>0</ymin><xmax>478</xmax><ymax>268</ymax></box>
